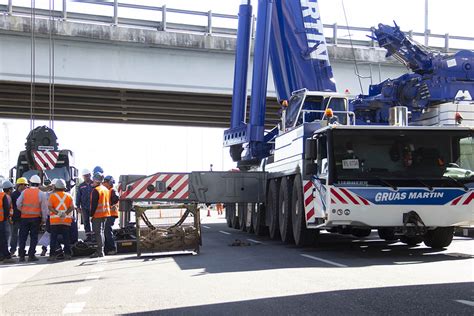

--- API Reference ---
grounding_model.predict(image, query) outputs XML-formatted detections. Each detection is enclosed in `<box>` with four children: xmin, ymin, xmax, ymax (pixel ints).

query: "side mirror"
<box><xmin>305</xmin><ymin>162</ymin><xmax>318</xmax><ymax>175</ymax></box>
<box><xmin>305</xmin><ymin>139</ymin><xmax>318</xmax><ymax>160</ymax></box>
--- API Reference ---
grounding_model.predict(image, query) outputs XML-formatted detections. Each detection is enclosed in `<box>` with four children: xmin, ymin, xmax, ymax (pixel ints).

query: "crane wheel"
<box><xmin>291</xmin><ymin>174</ymin><xmax>318</xmax><ymax>246</ymax></box>
<box><xmin>278</xmin><ymin>176</ymin><xmax>294</xmax><ymax>243</ymax></box>
<box><xmin>424</xmin><ymin>227</ymin><xmax>454</xmax><ymax>249</ymax></box>
<box><xmin>267</xmin><ymin>179</ymin><xmax>280</xmax><ymax>240</ymax></box>
<box><xmin>252</xmin><ymin>203</ymin><xmax>267</xmax><ymax>236</ymax></box>
<box><xmin>239</xmin><ymin>203</ymin><xmax>247</xmax><ymax>232</ymax></box>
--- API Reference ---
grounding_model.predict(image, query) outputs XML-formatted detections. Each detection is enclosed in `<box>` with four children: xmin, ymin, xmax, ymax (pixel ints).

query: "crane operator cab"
<box><xmin>280</xmin><ymin>89</ymin><xmax>353</xmax><ymax>133</ymax></box>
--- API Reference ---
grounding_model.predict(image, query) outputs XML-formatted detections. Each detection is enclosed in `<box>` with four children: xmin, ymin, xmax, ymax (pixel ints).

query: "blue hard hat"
<box><xmin>93</xmin><ymin>166</ymin><xmax>104</xmax><ymax>174</ymax></box>
<box><xmin>104</xmin><ymin>175</ymin><xmax>115</xmax><ymax>184</ymax></box>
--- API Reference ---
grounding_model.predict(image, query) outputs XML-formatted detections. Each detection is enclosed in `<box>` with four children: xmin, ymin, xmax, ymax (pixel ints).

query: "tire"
<box><xmin>352</xmin><ymin>228</ymin><xmax>371</xmax><ymax>238</ymax></box>
<box><xmin>225</xmin><ymin>203</ymin><xmax>233</xmax><ymax>228</ymax></box>
<box><xmin>278</xmin><ymin>177</ymin><xmax>293</xmax><ymax>243</ymax></box>
<box><xmin>246</xmin><ymin>204</ymin><xmax>254</xmax><ymax>234</ymax></box>
<box><xmin>291</xmin><ymin>174</ymin><xmax>318</xmax><ymax>246</ymax></box>
<box><xmin>232</xmin><ymin>203</ymin><xmax>240</xmax><ymax>230</ymax></box>
<box><xmin>424</xmin><ymin>227</ymin><xmax>454</xmax><ymax>249</ymax></box>
<box><xmin>267</xmin><ymin>179</ymin><xmax>280</xmax><ymax>240</ymax></box>
<box><xmin>252</xmin><ymin>204</ymin><xmax>267</xmax><ymax>236</ymax></box>
<box><xmin>238</xmin><ymin>203</ymin><xmax>247</xmax><ymax>232</ymax></box>
<box><xmin>378</xmin><ymin>228</ymin><xmax>398</xmax><ymax>241</ymax></box>
<box><xmin>400</xmin><ymin>235</ymin><xmax>423</xmax><ymax>246</ymax></box>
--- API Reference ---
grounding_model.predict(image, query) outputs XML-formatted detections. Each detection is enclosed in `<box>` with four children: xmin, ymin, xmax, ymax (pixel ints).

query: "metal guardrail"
<box><xmin>1</xmin><ymin>0</ymin><xmax>473</xmax><ymax>52</ymax></box>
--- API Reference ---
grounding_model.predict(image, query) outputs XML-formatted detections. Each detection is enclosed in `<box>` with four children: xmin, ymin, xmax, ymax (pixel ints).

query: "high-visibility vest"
<box><xmin>92</xmin><ymin>185</ymin><xmax>110</xmax><ymax>218</ymax></box>
<box><xmin>109</xmin><ymin>188</ymin><xmax>119</xmax><ymax>218</ymax></box>
<box><xmin>0</xmin><ymin>192</ymin><xmax>12</xmax><ymax>222</ymax></box>
<box><xmin>49</xmin><ymin>191</ymin><xmax>74</xmax><ymax>226</ymax></box>
<box><xmin>21</xmin><ymin>188</ymin><xmax>42</xmax><ymax>219</ymax></box>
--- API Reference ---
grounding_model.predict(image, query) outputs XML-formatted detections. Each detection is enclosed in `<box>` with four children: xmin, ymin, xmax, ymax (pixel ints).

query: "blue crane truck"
<box><xmin>222</xmin><ymin>0</ymin><xmax>473</xmax><ymax>247</ymax></box>
<box><xmin>119</xmin><ymin>0</ymin><xmax>473</xmax><ymax>250</ymax></box>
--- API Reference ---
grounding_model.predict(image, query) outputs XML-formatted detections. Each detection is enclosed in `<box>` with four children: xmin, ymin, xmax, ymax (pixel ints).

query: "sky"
<box><xmin>0</xmin><ymin>0</ymin><xmax>473</xmax><ymax>180</ymax></box>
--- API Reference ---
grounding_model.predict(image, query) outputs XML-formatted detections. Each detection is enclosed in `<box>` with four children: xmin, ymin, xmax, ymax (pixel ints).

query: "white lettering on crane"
<box><xmin>300</xmin><ymin>0</ymin><xmax>329</xmax><ymax>61</ymax></box>
<box><xmin>374</xmin><ymin>191</ymin><xmax>444</xmax><ymax>202</ymax></box>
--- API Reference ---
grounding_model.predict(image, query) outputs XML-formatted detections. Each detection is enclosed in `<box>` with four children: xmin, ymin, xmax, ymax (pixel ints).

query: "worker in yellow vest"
<box><xmin>17</xmin><ymin>175</ymin><xmax>48</xmax><ymax>262</ymax></box>
<box><xmin>90</xmin><ymin>173</ymin><xmax>111</xmax><ymax>258</ymax></box>
<box><xmin>0</xmin><ymin>181</ymin><xmax>15</xmax><ymax>264</ymax></box>
<box><xmin>103</xmin><ymin>176</ymin><xmax>119</xmax><ymax>255</ymax></box>
<box><xmin>47</xmin><ymin>179</ymin><xmax>74</xmax><ymax>261</ymax></box>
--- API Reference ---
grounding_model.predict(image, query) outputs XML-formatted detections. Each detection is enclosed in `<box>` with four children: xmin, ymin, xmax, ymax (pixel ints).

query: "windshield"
<box><xmin>286</xmin><ymin>94</ymin><xmax>304</xmax><ymax>128</ymax></box>
<box><xmin>331</xmin><ymin>129</ymin><xmax>474</xmax><ymax>185</ymax></box>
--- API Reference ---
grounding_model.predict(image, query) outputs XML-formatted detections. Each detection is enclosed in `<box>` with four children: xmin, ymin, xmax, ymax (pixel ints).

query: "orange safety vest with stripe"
<box><xmin>0</xmin><ymin>192</ymin><xmax>12</xmax><ymax>222</ymax></box>
<box><xmin>109</xmin><ymin>188</ymin><xmax>119</xmax><ymax>218</ymax></box>
<box><xmin>49</xmin><ymin>191</ymin><xmax>74</xmax><ymax>226</ymax></box>
<box><xmin>21</xmin><ymin>188</ymin><xmax>42</xmax><ymax>219</ymax></box>
<box><xmin>93</xmin><ymin>185</ymin><xmax>111</xmax><ymax>219</ymax></box>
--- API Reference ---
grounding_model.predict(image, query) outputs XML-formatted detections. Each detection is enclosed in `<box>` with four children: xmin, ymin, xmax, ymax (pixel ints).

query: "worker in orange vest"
<box><xmin>17</xmin><ymin>175</ymin><xmax>48</xmax><ymax>262</ymax></box>
<box><xmin>47</xmin><ymin>179</ymin><xmax>75</xmax><ymax>261</ymax></box>
<box><xmin>103</xmin><ymin>175</ymin><xmax>119</xmax><ymax>255</ymax></box>
<box><xmin>90</xmin><ymin>173</ymin><xmax>111</xmax><ymax>258</ymax></box>
<box><xmin>0</xmin><ymin>181</ymin><xmax>15</xmax><ymax>264</ymax></box>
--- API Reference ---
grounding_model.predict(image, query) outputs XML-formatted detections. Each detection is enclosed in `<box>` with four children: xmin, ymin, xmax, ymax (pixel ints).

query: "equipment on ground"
<box><xmin>10</xmin><ymin>126</ymin><xmax>78</xmax><ymax>191</ymax></box>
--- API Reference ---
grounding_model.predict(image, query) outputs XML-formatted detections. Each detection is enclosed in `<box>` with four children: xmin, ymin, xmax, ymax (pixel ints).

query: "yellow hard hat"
<box><xmin>16</xmin><ymin>177</ymin><xmax>28</xmax><ymax>185</ymax></box>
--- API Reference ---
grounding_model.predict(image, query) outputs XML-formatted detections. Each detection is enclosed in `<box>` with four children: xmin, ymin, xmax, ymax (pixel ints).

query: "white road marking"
<box><xmin>219</xmin><ymin>230</ymin><xmax>231</xmax><ymax>235</ymax></box>
<box><xmin>202</xmin><ymin>225</ymin><xmax>211</xmax><ymax>229</ymax></box>
<box><xmin>455</xmin><ymin>300</ymin><xmax>474</xmax><ymax>307</ymax></box>
<box><xmin>247</xmin><ymin>239</ymin><xmax>264</xmax><ymax>245</ymax></box>
<box><xmin>62</xmin><ymin>302</ymin><xmax>85</xmax><ymax>314</ymax></box>
<box><xmin>300</xmin><ymin>254</ymin><xmax>348</xmax><ymax>268</ymax></box>
<box><xmin>75</xmin><ymin>287</ymin><xmax>92</xmax><ymax>296</ymax></box>
<box><xmin>91</xmin><ymin>267</ymin><xmax>105</xmax><ymax>273</ymax></box>
<box><xmin>85</xmin><ymin>275</ymin><xmax>100</xmax><ymax>281</ymax></box>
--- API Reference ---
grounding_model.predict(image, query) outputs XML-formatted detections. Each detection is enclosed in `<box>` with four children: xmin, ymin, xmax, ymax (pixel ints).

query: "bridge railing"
<box><xmin>1</xmin><ymin>0</ymin><xmax>473</xmax><ymax>52</ymax></box>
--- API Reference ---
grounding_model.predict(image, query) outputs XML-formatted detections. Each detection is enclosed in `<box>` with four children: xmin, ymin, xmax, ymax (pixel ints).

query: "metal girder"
<box><xmin>0</xmin><ymin>81</ymin><xmax>280</xmax><ymax>128</ymax></box>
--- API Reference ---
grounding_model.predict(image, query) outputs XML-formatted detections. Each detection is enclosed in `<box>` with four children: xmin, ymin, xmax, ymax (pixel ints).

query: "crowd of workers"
<box><xmin>0</xmin><ymin>167</ymin><xmax>119</xmax><ymax>263</ymax></box>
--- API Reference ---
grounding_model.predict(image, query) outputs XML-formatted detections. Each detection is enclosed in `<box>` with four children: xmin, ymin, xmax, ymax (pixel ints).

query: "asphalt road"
<box><xmin>0</xmin><ymin>214</ymin><xmax>473</xmax><ymax>315</ymax></box>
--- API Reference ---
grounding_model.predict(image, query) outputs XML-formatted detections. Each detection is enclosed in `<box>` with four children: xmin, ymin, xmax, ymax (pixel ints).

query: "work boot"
<box><xmin>18</xmin><ymin>256</ymin><xmax>25</xmax><ymax>262</ymax></box>
<box><xmin>3</xmin><ymin>257</ymin><xmax>15</xmax><ymax>264</ymax></box>
<box><xmin>40</xmin><ymin>247</ymin><xmax>47</xmax><ymax>256</ymax></box>
<box><xmin>106</xmin><ymin>250</ymin><xmax>117</xmax><ymax>256</ymax></box>
<box><xmin>28</xmin><ymin>256</ymin><xmax>39</xmax><ymax>262</ymax></box>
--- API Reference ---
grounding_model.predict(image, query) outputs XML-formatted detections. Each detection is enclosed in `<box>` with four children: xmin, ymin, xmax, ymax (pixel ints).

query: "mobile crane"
<box><xmin>10</xmin><ymin>125</ymin><xmax>78</xmax><ymax>191</ymax></box>
<box><xmin>222</xmin><ymin>0</ymin><xmax>474</xmax><ymax>247</ymax></box>
<box><xmin>119</xmin><ymin>0</ymin><xmax>473</xmax><ymax>250</ymax></box>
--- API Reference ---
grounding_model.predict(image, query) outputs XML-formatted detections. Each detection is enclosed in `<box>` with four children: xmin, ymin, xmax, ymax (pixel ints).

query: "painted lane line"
<box><xmin>455</xmin><ymin>300</ymin><xmax>474</xmax><ymax>307</ymax></box>
<box><xmin>91</xmin><ymin>267</ymin><xmax>105</xmax><ymax>273</ymax></box>
<box><xmin>202</xmin><ymin>225</ymin><xmax>211</xmax><ymax>229</ymax></box>
<box><xmin>219</xmin><ymin>230</ymin><xmax>231</xmax><ymax>235</ymax></box>
<box><xmin>75</xmin><ymin>287</ymin><xmax>92</xmax><ymax>296</ymax></box>
<box><xmin>62</xmin><ymin>302</ymin><xmax>86</xmax><ymax>314</ymax></box>
<box><xmin>85</xmin><ymin>275</ymin><xmax>101</xmax><ymax>281</ymax></box>
<box><xmin>300</xmin><ymin>254</ymin><xmax>348</xmax><ymax>268</ymax></box>
<box><xmin>247</xmin><ymin>239</ymin><xmax>265</xmax><ymax>245</ymax></box>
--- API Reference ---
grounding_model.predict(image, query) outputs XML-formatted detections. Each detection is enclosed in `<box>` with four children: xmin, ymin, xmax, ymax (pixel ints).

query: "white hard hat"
<box><xmin>81</xmin><ymin>168</ymin><xmax>91</xmax><ymax>176</ymax></box>
<box><xmin>55</xmin><ymin>179</ymin><xmax>66</xmax><ymax>189</ymax></box>
<box><xmin>2</xmin><ymin>180</ymin><xmax>14</xmax><ymax>190</ymax></box>
<box><xmin>29</xmin><ymin>175</ymin><xmax>41</xmax><ymax>184</ymax></box>
<box><xmin>51</xmin><ymin>178</ymin><xmax>59</xmax><ymax>186</ymax></box>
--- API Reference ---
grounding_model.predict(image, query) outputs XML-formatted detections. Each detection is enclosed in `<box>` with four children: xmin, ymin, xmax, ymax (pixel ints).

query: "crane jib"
<box><xmin>301</xmin><ymin>0</ymin><xmax>329</xmax><ymax>61</ymax></box>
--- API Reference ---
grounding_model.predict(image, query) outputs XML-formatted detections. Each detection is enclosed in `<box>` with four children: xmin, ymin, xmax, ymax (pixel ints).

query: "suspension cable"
<box><xmin>30</xmin><ymin>0</ymin><xmax>36</xmax><ymax>131</ymax></box>
<box><xmin>48</xmin><ymin>0</ymin><xmax>56</xmax><ymax>129</ymax></box>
